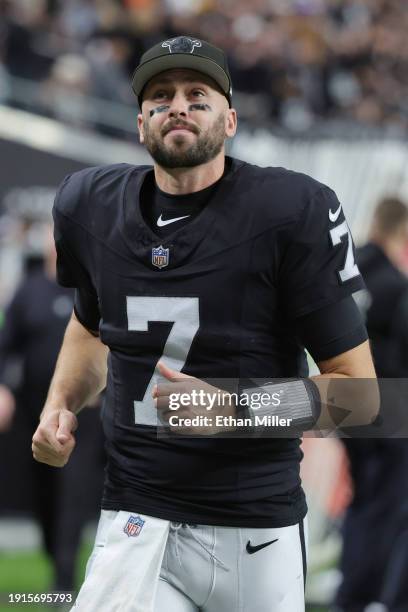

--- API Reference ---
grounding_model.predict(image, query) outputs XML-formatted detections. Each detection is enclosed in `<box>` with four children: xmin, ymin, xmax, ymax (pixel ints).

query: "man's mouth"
<box><xmin>163</xmin><ymin>124</ymin><xmax>198</xmax><ymax>136</ymax></box>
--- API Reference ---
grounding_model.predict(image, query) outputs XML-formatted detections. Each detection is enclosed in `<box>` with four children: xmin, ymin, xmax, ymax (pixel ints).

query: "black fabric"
<box><xmin>0</xmin><ymin>270</ymin><xmax>73</xmax><ymax>397</ymax></box>
<box><xmin>278</xmin><ymin>186</ymin><xmax>363</xmax><ymax>318</ymax></box>
<box><xmin>132</xmin><ymin>36</ymin><xmax>233</xmax><ymax>106</ymax></box>
<box><xmin>299</xmin><ymin>520</ymin><xmax>307</xmax><ymax>592</ymax></box>
<box><xmin>381</xmin><ymin>517</ymin><xmax>408</xmax><ymax>612</ymax></box>
<box><xmin>336</xmin><ymin>439</ymin><xmax>408</xmax><ymax>610</ymax></box>
<box><xmin>294</xmin><ymin>296</ymin><xmax>368</xmax><ymax>362</ymax></box>
<box><xmin>140</xmin><ymin>170</ymin><xmax>221</xmax><ymax>239</ymax></box>
<box><xmin>335</xmin><ymin>243</ymin><xmax>408</xmax><ymax>611</ymax></box>
<box><xmin>74</xmin><ymin>287</ymin><xmax>100</xmax><ymax>332</ymax></box>
<box><xmin>53</xmin><ymin>176</ymin><xmax>101</xmax><ymax>332</ymax></box>
<box><xmin>357</xmin><ymin>242</ymin><xmax>408</xmax><ymax>377</ymax></box>
<box><xmin>53</xmin><ymin>158</ymin><xmax>365</xmax><ymax>528</ymax></box>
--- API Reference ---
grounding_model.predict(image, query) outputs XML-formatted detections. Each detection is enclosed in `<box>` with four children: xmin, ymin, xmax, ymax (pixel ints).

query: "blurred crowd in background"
<box><xmin>0</xmin><ymin>0</ymin><xmax>407</xmax><ymax>136</ymax></box>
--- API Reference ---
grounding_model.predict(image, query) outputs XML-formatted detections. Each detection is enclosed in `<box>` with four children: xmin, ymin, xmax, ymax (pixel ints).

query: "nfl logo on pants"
<box><xmin>152</xmin><ymin>245</ymin><xmax>169</xmax><ymax>269</ymax></box>
<box><xmin>124</xmin><ymin>515</ymin><xmax>145</xmax><ymax>537</ymax></box>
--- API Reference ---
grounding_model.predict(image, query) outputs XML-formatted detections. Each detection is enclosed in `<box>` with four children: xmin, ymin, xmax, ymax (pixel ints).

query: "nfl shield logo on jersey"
<box><xmin>152</xmin><ymin>245</ymin><xmax>169</xmax><ymax>269</ymax></box>
<box><xmin>124</xmin><ymin>515</ymin><xmax>145</xmax><ymax>537</ymax></box>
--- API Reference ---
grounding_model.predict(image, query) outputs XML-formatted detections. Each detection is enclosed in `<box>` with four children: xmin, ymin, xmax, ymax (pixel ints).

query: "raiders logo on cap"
<box><xmin>162</xmin><ymin>37</ymin><xmax>202</xmax><ymax>54</ymax></box>
<box><xmin>132</xmin><ymin>35</ymin><xmax>233</xmax><ymax>108</ymax></box>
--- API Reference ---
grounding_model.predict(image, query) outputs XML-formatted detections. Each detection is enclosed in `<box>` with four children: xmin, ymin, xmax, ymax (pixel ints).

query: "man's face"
<box><xmin>137</xmin><ymin>69</ymin><xmax>237</xmax><ymax>169</ymax></box>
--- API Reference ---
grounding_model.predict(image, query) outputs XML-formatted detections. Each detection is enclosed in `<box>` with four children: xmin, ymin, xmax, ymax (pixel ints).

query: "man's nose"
<box><xmin>168</xmin><ymin>92</ymin><xmax>189</xmax><ymax>117</ymax></box>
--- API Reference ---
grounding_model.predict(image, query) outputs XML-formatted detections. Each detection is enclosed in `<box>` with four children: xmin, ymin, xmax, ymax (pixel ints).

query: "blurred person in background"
<box><xmin>39</xmin><ymin>53</ymin><xmax>93</xmax><ymax>128</ymax></box>
<box><xmin>334</xmin><ymin>197</ymin><xmax>408</xmax><ymax>612</ymax></box>
<box><xmin>0</xmin><ymin>380</ymin><xmax>15</xmax><ymax>431</ymax></box>
<box><xmin>0</xmin><ymin>224</ymin><xmax>105</xmax><ymax>592</ymax></box>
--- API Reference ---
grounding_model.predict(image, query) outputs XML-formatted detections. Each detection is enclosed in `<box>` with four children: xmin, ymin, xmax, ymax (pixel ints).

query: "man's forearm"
<box><xmin>311</xmin><ymin>374</ymin><xmax>379</xmax><ymax>430</ymax></box>
<box><xmin>312</xmin><ymin>340</ymin><xmax>379</xmax><ymax>430</ymax></box>
<box><xmin>238</xmin><ymin>342</ymin><xmax>379</xmax><ymax>434</ymax></box>
<box><xmin>41</xmin><ymin>313</ymin><xmax>108</xmax><ymax>419</ymax></box>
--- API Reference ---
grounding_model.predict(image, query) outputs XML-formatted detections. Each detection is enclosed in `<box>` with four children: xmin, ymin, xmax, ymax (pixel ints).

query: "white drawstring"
<box><xmin>170</xmin><ymin>522</ymin><xmax>229</xmax><ymax>572</ymax></box>
<box><xmin>170</xmin><ymin>522</ymin><xmax>184</xmax><ymax>568</ymax></box>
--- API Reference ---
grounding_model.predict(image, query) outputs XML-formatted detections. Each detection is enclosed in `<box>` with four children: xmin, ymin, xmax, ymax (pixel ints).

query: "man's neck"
<box><xmin>153</xmin><ymin>151</ymin><xmax>225</xmax><ymax>195</ymax></box>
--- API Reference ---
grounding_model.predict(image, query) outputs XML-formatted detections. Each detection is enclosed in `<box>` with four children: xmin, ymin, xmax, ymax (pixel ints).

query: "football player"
<box><xmin>32</xmin><ymin>36</ymin><xmax>377</xmax><ymax>611</ymax></box>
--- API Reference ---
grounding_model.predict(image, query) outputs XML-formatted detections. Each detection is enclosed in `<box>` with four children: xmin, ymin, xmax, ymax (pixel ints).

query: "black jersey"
<box><xmin>140</xmin><ymin>170</ymin><xmax>221</xmax><ymax>238</ymax></box>
<box><xmin>53</xmin><ymin>157</ymin><xmax>365</xmax><ymax>527</ymax></box>
<box><xmin>0</xmin><ymin>271</ymin><xmax>73</xmax><ymax>407</ymax></box>
<box><xmin>357</xmin><ymin>243</ymin><xmax>408</xmax><ymax>377</ymax></box>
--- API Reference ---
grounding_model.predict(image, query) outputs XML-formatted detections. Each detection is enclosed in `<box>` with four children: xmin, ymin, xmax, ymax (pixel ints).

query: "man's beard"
<box><xmin>143</xmin><ymin>113</ymin><xmax>226</xmax><ymax>169</ymax></box>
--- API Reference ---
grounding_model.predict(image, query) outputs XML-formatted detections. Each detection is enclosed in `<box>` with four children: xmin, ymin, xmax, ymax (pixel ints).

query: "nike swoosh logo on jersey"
<box><xmin>246</xmin><ymin>538</ymin><xmax>278</xmax><ymax>554</ymax></box>
<box><xmin>157</xmin><ymin>214</ymin><xmax>190</xmax><ymax>227</ymax></box>
<box><xmin>329</xmin><ymin>203</ymin><xmax>342</xmax><ymax>223</ymax></box>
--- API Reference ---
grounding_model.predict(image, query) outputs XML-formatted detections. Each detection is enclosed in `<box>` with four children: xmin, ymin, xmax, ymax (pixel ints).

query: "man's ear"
<box><xmin>225</xmin><ymin>108</ymin><xmax>237</xmax><ymax>138</ymax></box>
<box><xmin>137</xmin><ymin>113</ymin><xmax>145</xmax><ymax>144</ymax></box>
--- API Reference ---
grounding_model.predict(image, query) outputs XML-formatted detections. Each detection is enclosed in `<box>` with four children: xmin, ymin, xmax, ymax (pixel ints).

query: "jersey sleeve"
<box><xmin>53</xmin><ymin>174</ymin><xmax>101</xmax><ymax>332</ymax></box>
<box><xmin>293</xmin><ymin>296</ymin><xmax>368</xmax><ymax>362</ymax></box>
<box><xmin>279</xmin><ymin>186</ymin><xmax>365</xmax><ymax>319</ymax></box>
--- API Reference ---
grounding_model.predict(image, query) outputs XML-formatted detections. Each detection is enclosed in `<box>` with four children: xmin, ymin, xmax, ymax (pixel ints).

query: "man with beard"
<box><xmin>32</xmin><ymin>36</ymin><xmax>376</xmax><ymax>611</ymax></box>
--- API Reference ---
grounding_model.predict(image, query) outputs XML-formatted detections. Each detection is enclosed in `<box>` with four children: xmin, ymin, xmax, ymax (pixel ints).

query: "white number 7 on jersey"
<box><xmin>330</xmin><ymin>220</ymin><xmax>360</xmax><ymax>282</ymax></box>
<box><xmin>127</xmin><ymin>296</ymin><xmax>200</xmax><ymax>426</ymax></box>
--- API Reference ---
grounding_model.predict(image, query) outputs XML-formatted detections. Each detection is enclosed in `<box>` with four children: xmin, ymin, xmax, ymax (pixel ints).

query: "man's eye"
<box><xmin>154</xmin><ymin>91</ymin><xmax>167</xmax><ymax>99</ymax></box>
<box><xmin>192</xmin><ymin>90</ymin><xmax>205</xmax><ymax>97</ymax></box>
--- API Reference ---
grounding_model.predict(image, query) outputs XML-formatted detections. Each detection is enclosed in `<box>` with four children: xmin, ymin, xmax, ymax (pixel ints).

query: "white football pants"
<box><xmin>72</xmin><ymin>510</ymin><xmax>307</xmax><ymax>612</ymax></box>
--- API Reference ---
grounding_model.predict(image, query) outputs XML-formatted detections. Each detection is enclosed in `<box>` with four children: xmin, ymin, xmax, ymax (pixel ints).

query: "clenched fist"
<box><xmin>32</xmin><ymin>409</ymin><xmax>78</xmax><ymax>468</ymax></box>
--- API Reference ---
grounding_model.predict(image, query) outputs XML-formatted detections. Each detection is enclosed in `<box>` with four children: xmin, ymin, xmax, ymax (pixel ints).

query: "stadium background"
<box><xmin>0</xmin><ymin>0</ymin><xmax>407</xmax><ymax>610</ymax></box>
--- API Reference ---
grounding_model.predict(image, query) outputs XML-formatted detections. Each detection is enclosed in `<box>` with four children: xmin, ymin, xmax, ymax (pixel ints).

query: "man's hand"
<box><xmin>32</xmin><ymin>409</ymin><xmax>78</xmax><ymax>467</ymax></box>
<box><xmin>153</xmin><ymin>362</ymin><xmax>236</xmax><ymax>435</ymax></box>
